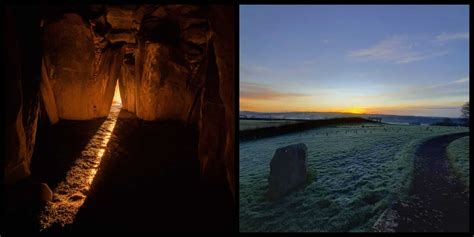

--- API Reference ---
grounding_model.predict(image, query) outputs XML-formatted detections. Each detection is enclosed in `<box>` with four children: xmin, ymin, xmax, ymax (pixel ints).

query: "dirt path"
<box><xmin>392</xmin><ymin>132</ymin><xmax>469</xmax><ymax>232</ymax></box>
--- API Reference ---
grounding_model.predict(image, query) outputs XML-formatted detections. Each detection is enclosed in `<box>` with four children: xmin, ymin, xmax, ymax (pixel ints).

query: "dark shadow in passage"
<box><xmin>5</xmin><ymin>116</ymin><xmax>106</xmax><ymax>234</ymax></box>
<box><xmin>31</xmin><ymin>117</ymin><xmax>107</xmax><ymax>191</ymax></box>
<box><xmin>59</xmin><ymin>109</ymin><xmax>233</xmax><ymax>232</ymax></box>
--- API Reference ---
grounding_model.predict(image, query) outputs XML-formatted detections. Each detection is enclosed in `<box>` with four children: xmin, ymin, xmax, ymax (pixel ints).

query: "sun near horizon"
<box><xmin>240</xmin><ymin>5</ymin><xmax>469</xmax><ymax>118</ymax></box>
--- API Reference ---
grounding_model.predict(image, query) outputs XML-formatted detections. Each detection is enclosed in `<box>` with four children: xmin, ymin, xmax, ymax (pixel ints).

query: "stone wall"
<box><xmin>6</xmin><ymin>4</ymin><xmax>235</xmax><ymax>201</ymax></box>
<box><xmin>209</xmin><ymin>5</ymin><xmax>236</xmax><ymax>198</ymax></box>
<box><xmin>4</xmin><ymin>5</ymin><xmax>42</xmax><ymax>187</ymax></box>
<box><xmin>42</xmin><ymin>13</ymin><xmax>123</xmax><ymax>121</ymax></box>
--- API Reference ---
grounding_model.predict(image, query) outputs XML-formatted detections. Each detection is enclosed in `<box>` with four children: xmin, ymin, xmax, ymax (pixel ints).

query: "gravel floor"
<box><xmin>28</xmin><ymin>105</ymin><xmax>233</xmax><ymax>232</ymax></box>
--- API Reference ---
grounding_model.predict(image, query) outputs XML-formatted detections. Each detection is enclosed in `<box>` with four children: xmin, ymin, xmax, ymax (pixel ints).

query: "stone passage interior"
<box><xmin>4</xmin><ymin>4</ymin><xmax>235</xmax><ymax>233</ymax></box>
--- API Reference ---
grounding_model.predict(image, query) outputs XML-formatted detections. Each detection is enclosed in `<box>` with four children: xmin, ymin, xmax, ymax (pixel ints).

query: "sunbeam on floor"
<box><xmin>39</xmin><ymin>102</ymin><xmax>122</xmax><ymax>230</ymax></box>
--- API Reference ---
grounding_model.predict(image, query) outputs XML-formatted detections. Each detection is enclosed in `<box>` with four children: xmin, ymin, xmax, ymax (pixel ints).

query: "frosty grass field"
<box><xmin>239</xmin><ymin>123</ymin><xmax>469</xmax><ymax>232</ymax></box>
<box><xmin>447</xmin><ymin>136</ymin><xmax>470</xmax><ymax>188</ymax></box>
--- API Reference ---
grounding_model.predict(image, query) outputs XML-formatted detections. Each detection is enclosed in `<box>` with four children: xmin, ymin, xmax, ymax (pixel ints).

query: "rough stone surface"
<box><xmin>183</xmin><ymin>27</ymin><xmax>209</xmax><ymax>45</ymax></box>
<box><xmin>118</xmin><ymin>52</ymin><xmax>137</xmax><ymax>113</ymax></box>
<box><xmin>39</xmin><ymin>183</ymin><xmax>53</xmax><ymax>202</ymax></box>
<box><xmin>40</xmin><ymin>59</ymin><xmax>59</xmax><ymax>124</ymax></box>
<box><xmin>94</xmin><ymin>46</ymin><xmax>125</xmax><ymax>116</ymax></box>
<box><xmin>107</xmin><ymin>31</ymin><xmax>136</xmax><ymax>44</ymax></box>
<box><xmin>5</xmin><ymin>4</ymin><xmax>235</xmax><ymax>232</ymax></box>
<box><xmin>105</xmin><ymin>6</ymin><xmax>135</xmax><ymax>30</ymax></box>
<box><xmin>42</xmin><ymin>13</ymin><xmax>123</xmax><ymax>121</ymax></box>
<box><xmin>267</xmin><ymin>143</ymin><xmax>308</xmax><ymax>200</ymax></box>
<box><xmin>133</xmin><ymin>7</ymin><xmax>210</xmax><ymax>123</ymax></box>
<box><xmin>42</xmin><ymin>13</ymin><xmax>94</xmax><ymax>120</ymax></box>
<box><xmin>5</xmin><ymin>5</ymin><xmax>41</xmax><ymax>187</ymax></box>
<box><xmin>135</xmin><ymin>41</ymin><xmax>194</xmax><ymax>121</ymax></box>
<box><xmin>198</xmin><ymin>43</ymin><xmax>226</xmax><ymax>182</ymax></box>
<box><xmin>209</xmin><ymin>5</ymin><xmax>236</xmax><ymax>198</ymax></box>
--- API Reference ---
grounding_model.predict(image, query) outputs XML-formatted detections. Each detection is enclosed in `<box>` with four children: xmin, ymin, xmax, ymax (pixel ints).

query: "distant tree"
<box><xmin>433</xmin><ymin>118</ymin><xmax>455</xmax><ymax>126</ymax></box>
<box><xmin>442</xmin><ymin>118</ymin><xmax>453</xmax><ymax>125</ymax></box>
<box><xmin>461</xmin><ymin>102</ymin><xmax>469</xmax><ymax>126</ymax></box>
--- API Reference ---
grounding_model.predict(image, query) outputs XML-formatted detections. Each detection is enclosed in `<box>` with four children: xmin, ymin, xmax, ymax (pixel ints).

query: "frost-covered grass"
<box><xmin>239</xmin><ymin>124</ymin><xmax>468</xmax><ymax>232</ymax></box>
<box><xmin>447</xmin><ymin>136</ymin><xmax>470</xmax><ymax>188</ymax></box>
<box><xmin>240</xmin><ymin>119</ymin><xmax>301</xmax><ymax>131</ymax></box>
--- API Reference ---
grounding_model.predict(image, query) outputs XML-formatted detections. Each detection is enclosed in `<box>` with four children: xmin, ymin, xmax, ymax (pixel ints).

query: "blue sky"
<box><xmin>240</xmin><ymin>5</ymin><xmax>469</xmax><ymax>117</ymax></box>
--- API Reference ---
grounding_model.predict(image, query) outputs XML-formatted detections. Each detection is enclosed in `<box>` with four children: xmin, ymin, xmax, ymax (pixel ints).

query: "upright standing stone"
<box><xmin>267</xmin><ymin>143</ymin><xmax>308</xmax><ymax>200</ymax></box>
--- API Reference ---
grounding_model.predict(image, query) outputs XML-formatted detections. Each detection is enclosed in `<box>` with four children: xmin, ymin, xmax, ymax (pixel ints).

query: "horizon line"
<box><xmin>239</xmin><ymin>110</ymin><xmax>464</xmax><ymax>119</ymax></box>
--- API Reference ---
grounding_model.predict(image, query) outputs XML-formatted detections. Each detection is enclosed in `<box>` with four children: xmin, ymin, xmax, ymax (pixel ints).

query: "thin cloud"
<box><xmin>352</xmin><ymin>77</ymin><xmax>469</xmax><ymax>101</ymax></box>
<box><xmin>349</xmin><ymin>36</ymin><xmax>447</xmax><ymax>64</ymax></box>
<box><xmin>368</xmin><ymin>104</ymin><xmax>465</xmax><ymax>117</ymax></box>
<box><xmin>453</xmin><ymin>77</ymin><xmax>469</xmax><ymax>84</ymax></box>
<box><xmin>422</xmin><ymin>106</ymin><xmax>461</xmax><ymax>110</ymax></box>
<box><xmin>373</xmin><ymin>105</ymin><xmax>461</xmax><ymax>111</ymax></box>
<box><xmin>240</xmin><ymin>81</ymin><xmax>309</xmax><ymax>100</ymax></box>
<box><xmin>240</xmin><ymin>65</ymin><xmax>272</xmax><ymax>77</ymax></box>
<box><xmin>427</xmin><ymin>76</ymin><xmax>469</xmax><ymax>89</ymax></box>
<box><xmin>435</xmin><ymin>32</ymin><xmax>469</xmax><ymax>42</ymax></box>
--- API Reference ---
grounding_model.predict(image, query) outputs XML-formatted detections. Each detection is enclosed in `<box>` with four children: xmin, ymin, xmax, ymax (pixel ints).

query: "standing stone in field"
<box><xmin>267</xmin><ymin>143</ymin><xmax>308</xmax><ymax>200</ymax></box>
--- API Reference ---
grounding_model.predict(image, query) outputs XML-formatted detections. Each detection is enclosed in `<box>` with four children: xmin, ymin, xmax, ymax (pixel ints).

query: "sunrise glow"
<box><xmin>240</xmin><ymin>5</ymin><xmax>469</xmax><ymax>117</ymax></box>
<box><xmin>341</xmin><ymin>107</ymin><xmax>367</xmax><ymax>114</ymax></box>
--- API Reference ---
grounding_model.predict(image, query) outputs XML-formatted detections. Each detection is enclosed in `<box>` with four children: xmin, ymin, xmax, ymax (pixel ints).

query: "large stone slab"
<box><xmin>5</xmin><ymin>5</ymin><xmax>41</xmax><ymax>186</ymax></box>
<box><xmin>42</xmin><ymin>13</ymin><xmax>123</xmax><ymax>121</ymax></box>
<box><xmin>267</xmin><ymin>143</ymin><xmax>308</xmax><ymax>200</ymax></box>
<box><xmin>209</xmin><ymin>5</ymin><xmax>235</xmax><ymax>199</ymax></box>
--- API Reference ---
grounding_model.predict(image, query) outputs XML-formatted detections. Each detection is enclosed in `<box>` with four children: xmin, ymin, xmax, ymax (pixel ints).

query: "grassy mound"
<box><xmin>447</xmin><ymin>136</ymin><xmax>470</xmax><ymax>187</ymax></box>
